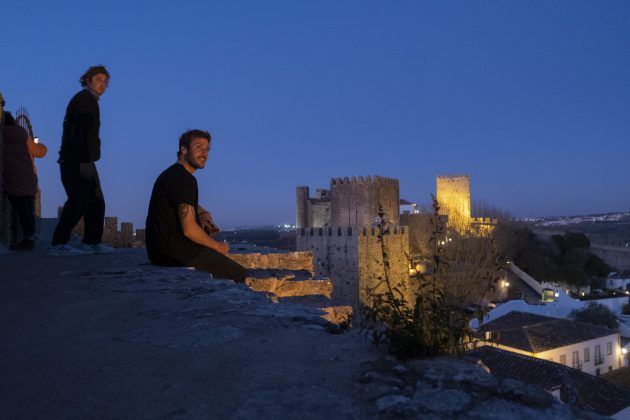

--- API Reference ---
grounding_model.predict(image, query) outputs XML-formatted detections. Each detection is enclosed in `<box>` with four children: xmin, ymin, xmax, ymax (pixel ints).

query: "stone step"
<box><xmin>320</xmin><ymin>306</ymin><xmax>353</xmax><ymax>326</ymax></box>
<box><xmin>247</xmin><ymin>269</ymin><xmax>313</xmax><ymax>281</ymax></box>
<box><xmin>229</xmin><ymin>251</ymin><xmax>314</xmax><ymax>272</ymax></box>
<box><xmin>277</xmin><ymin>295</ymin><xmax>352</xmax><ymax>327</ymax></box>
<box><xmin>245</xmin><ymin>277</ymin><xmax>333</xmax><ymax>299</ymax></box>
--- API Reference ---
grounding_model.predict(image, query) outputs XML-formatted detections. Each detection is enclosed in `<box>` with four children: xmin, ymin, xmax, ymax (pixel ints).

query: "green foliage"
<box><xmin>363</xmin><ymin>197</ymin><xmax>501</xmax><ymax>359</ymax></box>
<box><xmin>584</xmin><ymin>254</ymin><xmax>613</xmax><ymax>278</ymax></box>
<box><xmin>502</xmin><ymin>226</ymin><xmax>612</xmax><ymax>288</ymax></box>
<box><xmin>569</xmin><ymin>302</ymin><xmax>618</xmax><ymax>329</ymax></box>
<box><xmin>552</xmin><ymin>231</ymin><xmax>590</xmax><ymax>253</ymax></box>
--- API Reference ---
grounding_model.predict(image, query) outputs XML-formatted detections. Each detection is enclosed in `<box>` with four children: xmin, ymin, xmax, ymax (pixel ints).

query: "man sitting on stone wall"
<box><xmin>145</xmin><ymin>129</ymin><xmax>247</xmax><ymax>283</ymax></box>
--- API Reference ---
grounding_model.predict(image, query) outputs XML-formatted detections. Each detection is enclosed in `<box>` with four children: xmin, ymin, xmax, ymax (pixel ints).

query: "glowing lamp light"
<box><xmin>554</xmin><ymin>291</ymin><xmax>560</xmax><ymax>298</ymax></box>
<box><xmin>622</xmin><ymin>348</ymin><xmax>627</xmax><ymax>355</ymax></box>
<box><xmin>34</xmin><ymin>137</ymin><xmax>40</xmax><ymax>144</ymax></box>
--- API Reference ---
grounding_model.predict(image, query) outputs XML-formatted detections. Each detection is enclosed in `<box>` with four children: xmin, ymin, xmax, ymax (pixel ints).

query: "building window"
<box><xmin>572</xmin><ymin>351</ymin><xmax>582</xmax><ymax>370</ymax></box>
<box><xmin>595</xmin><ymin>345</ymin><xmax>604</xmax><ymax>365</ymax></box>
<box><xmin>559</xmin><ymin>354</ymin><xmax>566</xmax><ymax>365</ymax></box>
<box><xmin>584</xmin><ymin>348</ymin><xmax>590</xmax><ymax>363</ymax></box>
<box><xmin>607</xmin><ymin>342</ymin><xmax>613</xmax><ymax>355</ymax></box>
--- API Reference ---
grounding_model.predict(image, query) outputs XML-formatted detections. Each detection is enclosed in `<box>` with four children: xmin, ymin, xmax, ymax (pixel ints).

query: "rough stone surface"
<box><xmin>245</xmin><ymin>276</ymin><xmax>333</xmax><ymax>299</ymax></box>
<box><xmin>0</xmin><ymin>220</ymin><xmax>596</xmax><ymax>419</ymax></box>
<box><xmin>413</xmin><ymin>387</ymin><xmax>472</xmax><ymax>415</ymax></box>
<box><xmin>375</xmin><ymin>394</ymin><xmax>415</xmax><ymax>416</ymax></box>
<box><xmin>356</xmin><ymin>357</ymin><xmax>581</xmax><ymax>419</ymax></box>
<box><xmin>229</xmin><ymin>251</ymin><xmax>314</xmax><ymax>271</ymax></box>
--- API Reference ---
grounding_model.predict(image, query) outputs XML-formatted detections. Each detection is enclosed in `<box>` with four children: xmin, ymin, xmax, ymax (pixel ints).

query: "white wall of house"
<box><xmin>399</xmin><ymin>204</ymin><xmax>417</xmax><ymax>214</ymax></box>
<box><xmin>537</xmin><ymin>333</ymin><xmax>621</xmax><ymax>376</ymax></box>
<box><xmin>607</xmin><ymin>278</ymin><xmax>630</xmax><ymax>290</ymax></box>
<box><xmin>483</xmin><ymin>333</ymin><xmax>622</xmax><ymax>376</ymax></box>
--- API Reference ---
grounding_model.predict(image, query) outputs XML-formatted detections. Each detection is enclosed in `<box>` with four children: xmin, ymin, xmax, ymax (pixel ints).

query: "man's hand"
<box><xmin>79</xmin><ymin>162</ymin><xmax>95</xmax><ymax>179</ymax></box>
<box><xmin>216</xmin><ymin>241</ymin><xmax>229</xmax><ymax>255</ymax></box>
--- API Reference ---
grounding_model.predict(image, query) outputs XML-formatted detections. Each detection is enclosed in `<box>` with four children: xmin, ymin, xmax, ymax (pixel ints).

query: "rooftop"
<box><xmin>467</xmin><ymin>346</ymin><xmax>630</xmax><ymax>416</ymax></box>
<box><xmin>477</xmin><ymin>311</ymin><xmax>618</xmax><ymax>353</ymax></box>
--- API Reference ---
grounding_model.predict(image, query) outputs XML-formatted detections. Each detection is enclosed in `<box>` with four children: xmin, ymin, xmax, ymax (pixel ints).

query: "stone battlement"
<box><xmin>471</xmin><ymin>217</ymin><xmax>497</xmax><ymax>224</ymax></box>
<box><xmin>299</xmin><ymin>226</ymin><xmax>407</xmax><ymax>237</ymax></box>
<box><xmin>436</xmin><ymin>174</ymin><xmax>470</xmax><ymax>180</ymax></box>
<box><xmin>330</xmin><ymin>175</ymin><xmax>398</xmax><ymax>186</ymax></box>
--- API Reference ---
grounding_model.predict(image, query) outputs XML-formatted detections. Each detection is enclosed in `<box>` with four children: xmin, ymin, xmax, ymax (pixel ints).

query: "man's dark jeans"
<box><xmin>52</xmin><ymin>161</ymin><xmax>105</xmax><ymax>245</ymax></box>
<box><xmin>7</xmin><ymin>195</ymin><xmax>35</xmax><ymax>238</ymax></box>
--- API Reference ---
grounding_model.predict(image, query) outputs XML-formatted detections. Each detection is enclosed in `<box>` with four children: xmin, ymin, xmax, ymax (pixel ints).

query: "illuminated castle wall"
<box><xmin>296</xmin><ymin>176</ymin><xmax>409</xmax><ymax>309</ymax></box>
<box><xmin>437</xmin><ymin>175</ymin><xmax>496</xmax><ymax>234</ymax></box>
<box><xmin>296</xmin><ymin>176</ymin><xmax>400</xmax><ymax>229</ymax></box>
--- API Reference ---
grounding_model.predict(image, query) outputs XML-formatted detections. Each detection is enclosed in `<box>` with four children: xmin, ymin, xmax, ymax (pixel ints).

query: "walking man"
<box><xmin>145</xmin><ymin>129</ymin><xmax>247</xmax><ymax>282</ymax></box>
<box><xmin>49</xmin><ymin>65</ymin><xmax>113</xmax><ymax>255</ymax></box>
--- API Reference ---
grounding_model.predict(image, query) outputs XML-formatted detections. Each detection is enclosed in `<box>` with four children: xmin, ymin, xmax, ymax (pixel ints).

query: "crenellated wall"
<box><xmin>329</xmin><ymin>176</ymin><xmax>400</xmax><ymax>228</ymax></box>
<box><xmin>296</xmin><ymin>225</ymin><xmax>410</xmax><ymax>309</ymax></box>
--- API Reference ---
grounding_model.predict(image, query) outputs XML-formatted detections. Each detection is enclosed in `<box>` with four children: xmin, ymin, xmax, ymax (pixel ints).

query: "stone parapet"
<box><xmin>229</xmin><ymin>251</ymin><xmax>314</xmax><ymax>272</ymax></box>
<box><xmin>245</xmin><ymin>277</ymin><xmax>333</xmax><ymax>299</ymax></box>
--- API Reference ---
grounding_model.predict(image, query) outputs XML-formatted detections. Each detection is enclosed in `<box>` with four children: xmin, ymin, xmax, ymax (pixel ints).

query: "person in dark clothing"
<box><xmin>146</xmin><ymin>129</ymin><xmax>247</xmax><ymax>282</ymax></box>
<box><xmin>2</xmin><ymin>110</ymin><xmax>47</xmax><ymax>250</ymax></box>
<box><xmin>49</xmin><ymin>65</ymin><xmax>114</xmax><ymax>256</ymax></box>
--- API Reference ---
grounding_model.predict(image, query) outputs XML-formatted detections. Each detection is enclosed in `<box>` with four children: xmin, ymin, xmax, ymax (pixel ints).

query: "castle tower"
<box><xmin>296</xmin><ymin>186</ymin><xmax>310</xmax><ymax>228</ymax></box>
<box><xmin>330</xmin><ymin>176</ymin><xmax>399</xmax><ymax>227</ymax></box>
<box><xmin>436</xmin><ymin>175</ymin><xmax>471</xmax><ymax>229</ymax></box>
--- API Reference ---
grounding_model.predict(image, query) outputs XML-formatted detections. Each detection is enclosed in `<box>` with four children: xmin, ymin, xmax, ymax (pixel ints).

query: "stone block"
<box><xmin>245</xmin><ymin>277</ymin><xmax>333</xmax><ymax>299</ymax></box>
<box><xmin>229</xmin><ymin>251</ymin><xmax>314</xmax><ymax>272</ymax></box>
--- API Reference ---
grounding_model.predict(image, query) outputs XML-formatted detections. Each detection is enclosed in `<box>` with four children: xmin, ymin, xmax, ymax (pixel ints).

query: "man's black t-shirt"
<box><xmin>146</xmin><ymin>163</ymin><xmax>202</xmax><ymax>265</ymax></box>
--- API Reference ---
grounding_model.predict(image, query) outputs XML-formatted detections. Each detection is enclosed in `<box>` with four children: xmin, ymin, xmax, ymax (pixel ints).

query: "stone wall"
<box><xmin>357</xmin><ymin>226</ymin><xmax>411</xmax><ymax>307</ymax></box>
<box><xmin>296</xmin><ymin>186</ymin><xmax>332</xmax><ymax>228</ymax></box>
<box><xmin>400</xmin><ymin>212</ymin><xmax>434</xmax><ymax>256</ymax></box>
<box><xmin>297</xmin><ymin>227</ymin><xmax>360</xmax><ymax>305</ymax></box>
<box><xmin>436</xmin><ymin>175</ymin><xmax>471</xmax><ymax>220</ymax></box>
<box><xmin>59</xmin><ymin>207</ymin><xmax>145</xmax><ymax>248</ymax></box>
<box><xmin>229</xmin><ymin>251</ymin><xmax>314</xmax><ymax>271</ymax></box>
<box><xmin>296</xmin><ymin>226</ymin><xmax>410</xmax><ymax>309</ymax></box>
<box><xmin>330</xmin><ymin>176</ymin><xmax>399</xmax><ymax>227</ymax></box>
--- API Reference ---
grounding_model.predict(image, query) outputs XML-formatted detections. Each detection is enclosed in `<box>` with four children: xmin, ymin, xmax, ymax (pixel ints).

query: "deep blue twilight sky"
<box><xmin>2</xmin><ymin>1</ymin><xmax>629</xmax><ymax>228</ymax></box>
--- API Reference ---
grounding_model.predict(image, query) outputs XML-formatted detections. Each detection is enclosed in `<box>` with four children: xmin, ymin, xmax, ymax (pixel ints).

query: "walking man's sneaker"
<box><xmin>47</xmin><ymin>244</ymin><xmax>86</xmax><ymax>256</ymax></box>
<box><xmin>79</xmin><ymin>243</ymin><xmax>115</xmax><ymax>254</ymax></box>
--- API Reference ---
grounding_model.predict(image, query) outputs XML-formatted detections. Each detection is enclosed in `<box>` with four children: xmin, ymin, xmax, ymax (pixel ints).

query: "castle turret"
<box><xmin>296</xmin><ymin>186</ymin><xmax>310</xmax><ymax>228</ymax></box>
<box><xmin>330</xmin><ymin>176</ymin><xmax>399</xmax><ymax>227</ymax></box>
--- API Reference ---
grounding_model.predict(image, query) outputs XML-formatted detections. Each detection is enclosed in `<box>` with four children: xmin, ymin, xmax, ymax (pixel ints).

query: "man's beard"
<box><xmin>186</xmin><ymin>156</ymin><xmax>205</xmax><ymax>169</ymax></box>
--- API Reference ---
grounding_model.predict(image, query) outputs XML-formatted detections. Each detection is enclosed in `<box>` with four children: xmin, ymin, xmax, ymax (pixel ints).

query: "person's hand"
<box><xmin>79</xmin><ymin>162</ymin><xmax>95</xmax><ymax>179</ymax></box>
<box><xmin>217</xmin><ymin>241</ymin><xmax>229</xmax><ymax>255</ymax></box>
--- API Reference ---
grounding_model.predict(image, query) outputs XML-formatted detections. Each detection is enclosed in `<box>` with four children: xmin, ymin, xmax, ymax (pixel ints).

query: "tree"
<box><xmin>569</xmin><ymin>302</ymin><xmax>618</xmax><ymax>329</ymax></box>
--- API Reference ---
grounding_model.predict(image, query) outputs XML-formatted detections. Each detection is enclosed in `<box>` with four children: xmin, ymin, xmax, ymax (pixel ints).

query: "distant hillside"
<box><xmin>523</xmin><ymin>212</ymin><xmax>630</xmax><ymax>247</ymax></box>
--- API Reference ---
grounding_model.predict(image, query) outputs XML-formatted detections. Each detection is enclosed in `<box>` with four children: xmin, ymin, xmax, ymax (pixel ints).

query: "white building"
<box><xmin>607</xmin><ymin>273</ymin><xmax>630</xmax><ymax>291</ymax></box>
<box><xmin>399</xmin><ymin>199</ymin><xmax>418</xmax><ymax>215</ymax></box>
<box><xmin>478</xmin><ymin>311</ymin><xmax>622</xmax><ymax>376</ymax></box>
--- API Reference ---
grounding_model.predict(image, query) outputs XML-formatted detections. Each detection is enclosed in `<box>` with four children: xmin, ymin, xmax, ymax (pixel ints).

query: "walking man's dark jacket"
<box><xmin>59</xmin><ymin>89</ymin><xmax>101</xmax><ymax>163</ymax></box>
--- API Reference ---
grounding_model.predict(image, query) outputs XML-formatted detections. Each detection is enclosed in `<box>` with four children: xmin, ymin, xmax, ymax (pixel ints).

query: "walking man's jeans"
<box><xmin>52</xmin><ymin>161</ymin><xmax>105</xmax><ymax>245</ymax></box>
<box><xmin>7</xmin><ymin>195</ymin><xmax>35</xmax><ymax>238</ymax></box>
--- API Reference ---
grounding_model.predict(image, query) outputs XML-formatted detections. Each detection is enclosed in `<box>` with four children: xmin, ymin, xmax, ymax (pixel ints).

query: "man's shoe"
<box><xmin>10</xmin><ymin>239</ymin><xmax>35</xmax><ymax>251</ymax></box>
<box><xmin>47</xmin><ymin>244</ymin><xmax>86</xmax><ymax>256</ymax></box>
<box><xmin>79</xmin><ymin>242</ymin><xmax>115</xmax><ymax>254</ymax></box>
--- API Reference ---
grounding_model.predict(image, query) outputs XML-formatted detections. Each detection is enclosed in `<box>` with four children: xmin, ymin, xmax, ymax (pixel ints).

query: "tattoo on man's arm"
<box><xmin>178</xmin><ymin>204</ymin><xmax>191</xmax><ymax>219</ymax></box>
